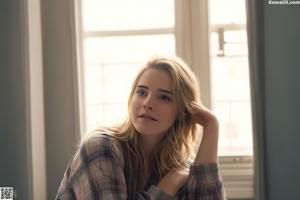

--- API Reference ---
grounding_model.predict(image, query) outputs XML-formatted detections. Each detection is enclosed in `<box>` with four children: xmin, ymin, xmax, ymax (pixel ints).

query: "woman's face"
<box><xmin>130</xmin><ymin>68</ymin><xmax>177</xmax><ymax>137</ymax></box>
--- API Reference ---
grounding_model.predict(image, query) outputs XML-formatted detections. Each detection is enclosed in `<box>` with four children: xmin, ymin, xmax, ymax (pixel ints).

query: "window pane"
<box><xmin>211</xmin><ymin>57</ymin><xmax>251</xmax><ymax>101</ymax></box>
<box><xmin>211</xmin><ymin>57</ymin><xmax>253</xmax><ymax>156</ymax></box>
<box><xmin>102</xmin><ymin>64</ymin><xmax>140</xmax><ymax>103</ymax></box>
<box><xmin>210</xmin><ymin>0</ymin><xmax>246</xmax><ymax>25</ymax></box>
<box><xmin>224</xmin><ymin>31</ymin><xmax>248</xmax><ymax>56</ymax></box>
<box><xmin>83</xmin><ymin>35</ymin><xmax>175</xmax><ymax>131</ymax></box>
<box><xmin>84</xmin><ymin>63</ymin><xmax>140</xmax><ymax>129</ymax></box>
<box><xmin>82</xmin><ymin>0</ymin><xmax>176</xmax><ymax>132</ymax></box>
<box><xmin>84</xmin><ymin>34</ymin><xmax>175</xmax><ymax>65</ymax></box>
<box><xmin>210</xmin><ymin>0</ymin><xmax>252</xmax><ymax>156</ymax></box>
<box><xmin>84</xmin><ymin>66</ymin><xmax>104</xmax><ymax>105</ymax></box>
<box><xmin>84</xmin><ymin>64</ymin><xmax>140</xmax><ymax>105</ymax></box>
<box><xmin>83</xmin><ymin>0</ymin><xmax>174</xmax><ymax>31</ymax></box>
<box><xmin>86</xmin><ymin>103</ymin><xmax>127</xmax><ymax>130</ymax></box>
<box><xmin>224</xmin><ymin>43</ymin><xmax>248</xmax><ymax>56</ymax></box>
<box><xmin>214</xmin><ymin>101</ymin><xmax>253</xmax><ymax>156</ymax></box>
<box><xmin>225</xmin><ymin>31</ymin><xmax>247</xmax><ymax>43</ymax></box>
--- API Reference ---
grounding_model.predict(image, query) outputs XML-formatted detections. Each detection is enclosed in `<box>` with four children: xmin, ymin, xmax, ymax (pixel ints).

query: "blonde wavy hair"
<box><xmin>85</xmin><ymin>56</ymin><xmax>201</xmax><ymax>188</ymax></box>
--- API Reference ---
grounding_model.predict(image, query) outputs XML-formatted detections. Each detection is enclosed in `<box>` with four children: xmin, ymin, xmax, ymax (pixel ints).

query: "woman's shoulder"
<box><xmin>83</xmin><ymin>129</ymin><xmax>116</xmax><ymax>143</ymax></box>
<box><xmin>79</xmin><ymin>130</ymin><xmax>124</xmax><ymax>163</ymax></box>
<box><xmin>58</xmin><ymin>130</ymin><xmax>126</xmax><ymax>193</ymax></box>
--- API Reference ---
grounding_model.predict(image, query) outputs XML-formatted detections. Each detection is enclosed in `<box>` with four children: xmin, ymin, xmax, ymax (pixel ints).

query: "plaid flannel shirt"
<box><xmin>56</xmin><ymin>133</ymin><xmax>226</xmax><ymax>199</ymax></box>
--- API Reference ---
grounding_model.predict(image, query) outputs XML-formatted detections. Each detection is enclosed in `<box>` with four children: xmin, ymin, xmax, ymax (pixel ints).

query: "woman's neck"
<box><xmin>139</xmin><ymin>134</ymin><xmax>164</xmax><ymax>159</ymax></box>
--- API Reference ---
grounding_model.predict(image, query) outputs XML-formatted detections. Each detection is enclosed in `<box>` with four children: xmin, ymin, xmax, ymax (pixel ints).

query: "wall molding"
<box><xmin>23</xmin><ymin>0</ymin><xmax>47</xmax><ymax>199</ymax></box>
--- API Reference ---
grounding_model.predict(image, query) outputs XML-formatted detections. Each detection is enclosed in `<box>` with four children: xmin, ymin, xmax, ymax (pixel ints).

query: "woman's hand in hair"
<box><xmin>189</xmin><ymin>101</ymin><xmax>219</xmax><ymax>165</ymax></box>
<box><xmin>157</xmin><ymin>167</ymin><xmax>189</xmax><ymax>196</ymax></box>
<box><xmin>188</xmin><ymin>101</ymin><xmax>218</xmax><ymax>128</ymax></box>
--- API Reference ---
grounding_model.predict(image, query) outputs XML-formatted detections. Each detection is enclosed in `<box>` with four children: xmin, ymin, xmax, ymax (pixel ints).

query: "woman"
<box><xmin>56</xmin><ymin>56</ymin><xmax>226</xmax><ymax>199</ymax></box>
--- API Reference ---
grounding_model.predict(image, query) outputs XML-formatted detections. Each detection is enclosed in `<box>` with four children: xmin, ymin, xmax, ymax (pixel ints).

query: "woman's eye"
<box><xmin>159</xmin><ymin>95</ymin><xmax>172</xmax><ymax>102</ymax></box>
<box><xmin>136</xmin><ymin>90</ymin><xmax>146</xmax><ymax>96</ymax></box>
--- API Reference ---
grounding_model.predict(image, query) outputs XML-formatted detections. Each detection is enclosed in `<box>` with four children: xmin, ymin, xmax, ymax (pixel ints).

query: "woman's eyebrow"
<box><xmin>137</xmin><ymin>85</ymin><xmax>149</xmax><ymax>89</ymax></box>
<box><xmin>158</xmin><ymin>89</ymin><xmax>173</xmax><ymax>95</ymax></box>
<box><xmin>137</xmin><ymin>85</ymin><xmax>172</xmax><ymax>95</ymax></box>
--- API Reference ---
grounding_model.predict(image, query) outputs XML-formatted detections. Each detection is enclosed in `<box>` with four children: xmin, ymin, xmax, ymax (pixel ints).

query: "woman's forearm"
<box><xmin>193</xmin><ymin>119</ymin><xmax>219</xmax><ymax>166</ymax></box>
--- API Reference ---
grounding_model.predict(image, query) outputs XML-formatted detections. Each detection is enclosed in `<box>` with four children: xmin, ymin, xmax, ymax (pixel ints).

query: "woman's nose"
<box><xmin>143</xmin><ymin>95</ymin><xmax>154</xmax><ymax>110</ymax></box>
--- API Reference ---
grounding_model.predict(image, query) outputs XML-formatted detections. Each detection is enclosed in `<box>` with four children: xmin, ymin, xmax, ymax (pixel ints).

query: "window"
<box><xmin>78</xmin><ymin>0</ymin><xmax>254</xmax><ymax>199</ymax></box>
<box><xmin>209</xmin><ymin>0</ymin><xmax>253</xmax><ymax>198</ymax></box>
<box><xmin>210</xmin><ymin>0</ymin><xmax>253</xmax><ymax>157</ymax></box>
<box><xmin>81</xmin><ymin>0</ymin><xmax>176</xmax><ymax>131</ymax></box>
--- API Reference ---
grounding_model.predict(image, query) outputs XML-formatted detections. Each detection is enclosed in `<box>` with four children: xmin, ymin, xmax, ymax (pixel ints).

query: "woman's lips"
<box><xmin>138</xmin><ymin>113</ymin><xmax>158</xmax><ymax>121</ymax></box>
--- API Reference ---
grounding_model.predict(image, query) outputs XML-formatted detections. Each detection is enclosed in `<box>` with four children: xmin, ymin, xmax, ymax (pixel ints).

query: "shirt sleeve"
<box><xmin>183</xmin><ymin>163</ymin><xmax>227</xmax><ymax>200</ymax></box>
<box><xmin>55</xmin><ymin>134</ymin><xmax>175</xmax><ymax>200</ymax></box>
